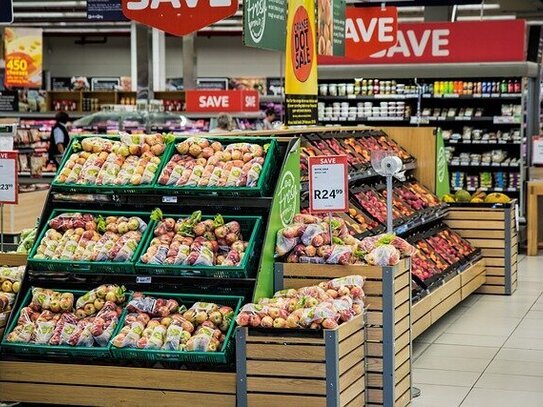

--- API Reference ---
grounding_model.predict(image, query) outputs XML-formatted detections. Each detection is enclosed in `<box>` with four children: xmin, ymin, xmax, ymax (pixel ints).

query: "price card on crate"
<box><xmin>0</xmin><ymin>151</ymin><xmax>18</xmax><ymax>204</ymax></box>
<box><xmin>308</xmin><ymin>155</ymin><xmax>348</xmax><ymax>213</ymax></box>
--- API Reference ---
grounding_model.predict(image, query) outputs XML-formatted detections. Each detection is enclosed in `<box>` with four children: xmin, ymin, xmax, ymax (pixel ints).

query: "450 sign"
<box><xmin>122</xmin><ymin>0</ymin><xmax>238</xmax><ymax>36</ymax></box>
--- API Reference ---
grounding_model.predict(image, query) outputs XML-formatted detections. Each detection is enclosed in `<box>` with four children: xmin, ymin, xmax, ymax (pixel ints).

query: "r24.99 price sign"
<box><xmin>308</xmin><ymin>155</ymin><xmax>348</xmax><ymax>213</ymax></box>
<box><xmin>0</xmin><ymin>151</ymin><xmax>18</xmax><ymax>204</ymax></box>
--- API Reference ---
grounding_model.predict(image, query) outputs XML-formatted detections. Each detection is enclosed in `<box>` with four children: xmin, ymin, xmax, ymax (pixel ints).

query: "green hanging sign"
<box><xmin>435</xmin><ymin>128</ymin><xmax>450</xmax><ymax>199</ymax></box>
<box><xmin>253</xmin><ymin>138</ymin><xmax>300</xmax><ymax>301</ymax></box>
<box><xmin>243</xmin><ymin>0</ymin><xmax>287</xmax><ymax>52</ymax></box>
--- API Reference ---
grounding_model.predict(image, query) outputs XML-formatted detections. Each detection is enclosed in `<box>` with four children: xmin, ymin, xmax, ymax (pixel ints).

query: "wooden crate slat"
<box><xmin>339</xmin><ymin>345</ymin><xmax>365</xmax><ymax>376</ymax></box>
<box><xmin>412</xmin><ymin>295</ymin><xmax>432</xmax><ymax>322</ymax></box>
<box><xmin>247</xmin><ymin>393</ymin><xmax>326</xmax><ymax>407</ymax></box>
<box><xmin>395</xmin><ymin>374</ymin><xmax>411</xmax><ymax>403</ymax></box>
<box><xmin>247</xmin><ymin>335</ymin><xmax>324</xmax><ymax>345</ymax></box>
<box><xmin>485</xmin><ymin>266</ymin><xmax>505</xmax><ymax>276</ymax></box>
<box><xmin>0</xmin><ymin>361</ymin><xmax>235</xmax><ymax>394</ymax></box>
<box><xmin>461</xmin><ymin>272</ymin><xmax>486</xmax><ymax>300</ymax></box>
<box><xmin>446</xmin><ymin>220</ymin><xmax>505</xmax><ymax>230</ymax></box>
<box><xmin>339</xmin><ymin>361</ymin><xmax>365</xmax><ymax>394</ymax></box>
<box><xmin>246</xmin><ymin>360</ymin><xmax>326</xmax><ymax>378</ymax></box>
<box><xmin>454</xmin><ymin>229</ymin><xmax>505</xmax><ymax>239</ymax></box>
<box><xmin>247</xmin><ymin>376</ymin><xmax>326</xmax><ymax>395</ymax></box>
<box><xmin>412</xmin><ymin>312</ymin><xmax>432</xmax><ymax>339</ymax></box>
<box><xmin>0</xmin><ymin>382</ymin><xmax>236</xmax><ymax>407</ymax></box>
<box><xmin>482</xmin><ymin>248</ymin><xmax>505</xmax><ymax>257</ymax></box>
<box><xmin>367</xmin><ymin>299</ymin><xmax>410</xmax><ymax>325</ymax></box>
<box><xmin>446</xmin><ymin>210</ymin><xmax>504</xmax><ymax>220</ymax></box>
<box><xmin>339</xmin><ymin>375</ymin><xmax>365</xmax><ymax>406</ymax></box>
<box><xmin>467</xmin><ymin>238</ymin><xmax>504</xmax><ymax>248</ymax></box>
<box><xmin>247</xmin><ymin>343</ymin><xmax>325</xmax><ymax>362</ymax></box>
<box><xmin>345</xmin><ymin>391</ymin><xmax>365</xmax><ymax>407</ymax></box>
<box><xmin>431</xmin><ymin>290</ymin><xmax>462</xmax><ymax>322</ymax></box>
<box><xmin>486</xmin><ymin>276</ymin><xmax>506</xmax><ymax>285</ymax></box>
<box><xmin>337</xmin><ymin>313</ymin><xmax>365</xmax><ymax>342</ymax></box>
<box><xmin>339</xmin><ymin>329</ymin><xmax>365</xmax><ymax>359</ymax></box>
<box><xmin>0</xmin><ymin>253</ymin><xmax>27</xmax><ymax>266</ymax></box>
<box><xmin>485</xmin><ymin>257</ymin><xmax>505</xmax><ymax>267</ymax></box>
<box><xmin>367</xmin><ymin>329</ymin><xmax>410</xmax><ymax>358</ymax></box>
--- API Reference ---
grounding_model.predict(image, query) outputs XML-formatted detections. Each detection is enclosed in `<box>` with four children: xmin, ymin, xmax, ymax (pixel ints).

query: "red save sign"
<box><xmin>122</xmin><ymin>0</ymin><xmax>239</xmax><ymax>37</ymax></box>
<box><xmin>185</xmin><ymin>90</ymin><xmax>260</xmax><ymax>112</ymax></box>
<box><xmin>0</xmin><ymin>151</ymin><xmax>18</xmax><ymax>205</ymax></box>
<box><xmin>345</xmin><ymin>6</ymin><xmax>398</xmax><ymax>60</ymax></box>
<box><xmin>308</xmin><ymin>155</ymin><xmax>349</xmax><ymax>214</ymax></box>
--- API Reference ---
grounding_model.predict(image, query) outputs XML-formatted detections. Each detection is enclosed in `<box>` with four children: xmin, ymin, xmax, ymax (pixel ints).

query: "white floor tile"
<box><xmin>411</xmin><ymin>384</ymin><xmax>471</xmax><ymax>407</ymax></box>
<box><xmin>486</xmin><ymin>359</ymin><xmax>543</xmax><ymax>377</ymax></box>
<box><xmin>475</xmin><ymin>373</ymin><xmax>543</xmax><ymax>393</ymax></box>
<box><xmin>419</xmin><ymin>343</ymin><xmax>499</xmax><ymax>360</ymax></box>
<box><xmin>414</xmin><ymin>352</ymin><xmax>490</xmax><ymax>373</ymax></box>
<box><xmin>495</xmin><ymin>347</ymin><xmax>543</xmax><ymax>363</ymax></box>
<box><xmin>435</xmin><ymin>333</ymin><xmax>507</xmax><ymax>348</ymax></box>
<box><xmin>413</xmin><ymin>368</ymin><xmax>481</xmax><ymax>387</ymax></box>
<box><xmin>504</xmin><ymin>335</ymin><xmax>543</xmax><ymax>351</ymax></box>
<box><xmin>444</xmin><ymin>316</ymin><xmax>520</xmax><ymax>337</ymax></box>
<box><xmin>412</xmin><ymin>341</ymin><xmax>431</xmax><ymax>361</ymax></box>
<box><xmin>461</xmin><ymin>388</ymin><xmax>543</xmax><ymax>407</ymax></box>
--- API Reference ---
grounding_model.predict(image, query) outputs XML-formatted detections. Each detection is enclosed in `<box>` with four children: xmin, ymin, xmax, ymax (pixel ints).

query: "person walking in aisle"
<box><xmin>210</xmin><ymin>113</ymin><xmax>234</xmax><ymax>132</ymax></box>
<box><xmin>48</xmin><ymin>111</ymin><xmax>70</xmax><ymax>166</ymax></box>
<box><xmin>262</xmin><ymin>108</ymin><xmax>277</xmax><ymax>130</ymax></box>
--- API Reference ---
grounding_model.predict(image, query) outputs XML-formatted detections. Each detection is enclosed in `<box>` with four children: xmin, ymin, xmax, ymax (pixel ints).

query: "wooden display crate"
<box><xmin>0</xmin><ymin>252</ymin><xmax>27</xmax><ymax>334</ymax></box>
<box><xmin>236</xmin><ymin>313</ymin><xmax>365</xmax><ymax>406</ymax></box>
<box><xmin>0</xmin><ymin>361</ymin><xmax>236</xmax><ymax>406</ymax></box>
<box><xmin>412</xmin><ymin>258</ymin><xmax>486</xmax><ymax>339</ymax></box>
<box><xmin>446</xmin><ymin>203</ymin><xmax>517</xmax><ymax>295</ymax></box>
<box><xmin>274</xmin><ymin>259</ymin><xmax>412</xmax><ymax>407</ymax></box>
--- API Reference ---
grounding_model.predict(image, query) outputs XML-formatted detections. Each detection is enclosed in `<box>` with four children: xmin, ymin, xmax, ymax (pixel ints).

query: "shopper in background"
<box><xmin>210</xmin><ymin>113</ymin><xmax>234</xmax><ymax>133</ymax></box>
<box><xmin>262</xmin><ymin>108</ymin><xmax>277</xmax><ymax>130</ymax></box>
<box><xmin>48</xmin><ymin>111</ymin><xmax>70</xmax><ymax>166</ymax></box>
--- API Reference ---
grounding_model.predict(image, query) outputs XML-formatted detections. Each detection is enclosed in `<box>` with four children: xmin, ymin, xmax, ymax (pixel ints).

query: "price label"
<box><xmin>0</xmin><ymin>151</ymin><xmax>18</xmax><ymax>204</ymax></box>
<box><xmin>308</xmin><ymin>155</ymin><xmax>348</xmax><ymax>213</ymax></box>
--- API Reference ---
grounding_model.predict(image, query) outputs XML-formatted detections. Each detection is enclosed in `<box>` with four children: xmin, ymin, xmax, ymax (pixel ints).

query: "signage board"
<box><xmin>0</xmin><ymin>1</ymin><xmax>13</xmax><ymax>25</ymax></box>
<box><xmin>0</xmin><ymin>151</ymin><xmax>18</xmax><ymax>204</ymax></box>
<box><xmin>87</xmin><ymin>0</ymin><xmax>128</xmax><ymax>21</ymax></box>
<box><xmin>320</xmin><ymin>18</ymin><xmax>526</xmax><ymax>64</ymax></box>
<box><xmin>0</xmin><ymin>91</ymin><xmax>18</xmax><ymax>112</ymax></box>
<box><xmin>317</xmin><ymin>0</ymin><xmax>345</xmax><ymax>56</ymax></box>
<box><xmin>4</xmin><ymin>28</ymin><xmax>43</xmax><ymax>88</ymax></box>
<box><xmin>185</xmin><ymin>90</ymin><xmax>260</xmax><ymax>112</ymax></box>
<box><xmin>122</xmin><ymin>0</ymin><xmax>239</xmax><ymax>37</ymax></box>
<box><xmin>308</xmin><ymin>155</ymin><xmax>348</xmax><ymax>213</ymax></box>
<box><xmin>243</xmin><ymin>0</ymin><xmax>287</xmax><ymax>51</ymax></box>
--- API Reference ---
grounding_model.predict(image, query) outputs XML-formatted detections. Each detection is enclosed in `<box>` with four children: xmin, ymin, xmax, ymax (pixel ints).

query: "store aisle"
<box><xmin>411</xmin><ymin>254</ymin><xmax>543</xmax><ymax>407</ymax></box>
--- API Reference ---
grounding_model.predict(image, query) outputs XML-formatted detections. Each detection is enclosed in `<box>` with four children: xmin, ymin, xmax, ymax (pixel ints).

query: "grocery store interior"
<box><xmin>1</xmin><ymin>0</ymin><xmax>543</xmax><ymax>406</ymax></box>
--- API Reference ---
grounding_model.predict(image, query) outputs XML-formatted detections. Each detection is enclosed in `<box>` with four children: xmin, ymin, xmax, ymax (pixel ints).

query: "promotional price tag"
<box><xmin>308</xmin><ymin>155</ymin><xmax>348</xmax><ymax>213</ymax></box>
<box><xmin>0</xmin><ymin>151</ymin><xmax>18</xmax><ymax>204</ymax></box>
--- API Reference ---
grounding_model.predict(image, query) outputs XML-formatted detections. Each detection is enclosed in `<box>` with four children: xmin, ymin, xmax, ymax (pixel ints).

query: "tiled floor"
<box><xmin>412</xmin><ymin>254</ymin><xmax>543</xmax><ymax>407</ymax></box>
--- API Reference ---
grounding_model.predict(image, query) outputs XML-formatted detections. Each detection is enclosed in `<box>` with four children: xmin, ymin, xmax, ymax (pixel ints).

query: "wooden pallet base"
<box><xmin>0</xmin><ymin>361</ymin><xmax>236</xmax><ymax>407</ymax></box>
<box><xmin>412</xmin><ymin>259</ymin><xmax>486</xmax><ymax>339</ymax></box>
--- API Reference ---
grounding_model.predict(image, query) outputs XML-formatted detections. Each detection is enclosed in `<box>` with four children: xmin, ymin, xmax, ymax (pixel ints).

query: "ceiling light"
<box><xmin>457</xmin><ymin>4</ymin><xmax>500</xmax><ymax>11</ymax></box>
<box><xmin>457</xmin><ymin>15</ymin><xmax>516</xmax><ymax>21</ymax></box>
<box><xmin>398</xmin><ymin>17</ymin><xmax>424</xmax><ymax>23</ymax></box>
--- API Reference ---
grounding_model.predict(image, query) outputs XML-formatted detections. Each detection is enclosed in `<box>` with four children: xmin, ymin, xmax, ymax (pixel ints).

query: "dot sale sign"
<box><xmin>3</xmin><ymin>28</ymin><xmax>43</xmax><ymax>89</ymax></box>
<box><xmin>308</xmin><ymin>155</ymin><xmax>348</xmax><ymax>213</ymax></box>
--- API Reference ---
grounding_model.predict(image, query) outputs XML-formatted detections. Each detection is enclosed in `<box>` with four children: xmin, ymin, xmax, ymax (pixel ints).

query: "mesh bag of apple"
<box><xmin>0</xmin><ymin>266</ymin><xmax>24</xmax><ymax>314</ymax></box>
<box><xmin>158</xmin><ymin>137</ymin><xmax>268</xmax><ymax>187</ymax></box>
<box><xmin>6</xmin><ymin>285</ymin><xmax>126</xmax><ymax>347</ymax></box>
<box><xmin>33</xmin><ymin>212</ymin><xmax>147</xmax><ymax>262</ymax></box>
<box><xmin>236</xmin><ymin>276</ymin><xmax>365</xmax><ymax>330</ymax></box>
<box><xmin>111</xmin><ymin>293</ymin><xmax>235</xmax><ymax>353</ymax></box>
<box><xmin>55</xmin><ymin>133</ymin><xmax>171</xmax><ymax>186</ymax></box>
<box><xmin>276</xmin><ymin>214</ymin><xmax>416</xmax><ymax>266</ymax></box>
<box><xmin>140</xmin><ymin>210</ymin><xmax>248</xmax><ymax>267</ymax></box>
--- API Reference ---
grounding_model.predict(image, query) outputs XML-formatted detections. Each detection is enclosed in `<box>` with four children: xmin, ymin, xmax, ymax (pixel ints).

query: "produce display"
<box><xmin>236</xmin><ymin>275</ymin><xmax>365</xmax><ymax>329</ymax></box>
<box><xmin>0</xmin><ymin>266</ymin><xmax>24</xmax><ymax>313</ymax></box>
<box><xmin>275</xmin><ymin>214</ymin><xmax>415</xmax><ymax>266</ymax></box>
<box><xmin>32</xmin><ymin>212</ymin><xmax>147</xmax><ymax>263</ymax></box>
<box><xmin>5</xmin><ymin>285</ymin><xmax>126</xmax><ymax>347</ymax></box>
<box><xmin>158</xmin><ymin>137</ymin><xmax>268</xmax><ymax>188</ymax></box>
<box><xmin>353</xmin><ymin>189</ymin><xmax>402</xmax><ymax>223</ymax></box>
<box><xmin>54</xmin><ymin>134</ymin><xmax>168</xmax><ymax>186</ymax></box>
<box><xmin>111</xmin><ymin>293</ymin><xmax>234</xmax><ymax>353</ymax></box>
<box><xmin>442</xmin><ymin>189</ymin><xmax>511</xmax><ymax>204</ymax></box>
<box><xmin>16</xmin><ymin>227</ymin><xmax>38</xmax><ymax>254</ymax></box>
<box><xmin>139</xmin><ymin>210</ymin><xmax>250</xmax><ymax>268</ymax></box>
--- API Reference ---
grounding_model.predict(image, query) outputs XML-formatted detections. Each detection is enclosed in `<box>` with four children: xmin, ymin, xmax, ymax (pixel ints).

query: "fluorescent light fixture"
<box><xmin>527</xmin><ymin>20</ymin><xmax>543</xmax><ymax>25</ymax></box>
<box><xmin>397</xmin><ymin>7</ymin><xmax>425</xmax><ymax>13</ymax></box>
<box><xmin>457</xmin><ymin>4</ymin><xmax>500</xmax><ymax>11</ymax></box>
<box><xmin>398</xmin><ymin>17</ymin><xmax>424</xmax><ymax>23</ymax></box>
<box><xmin>457</xmin><ymin>15</ymin><xmax>516</xmax><ymax>21</ymax></box>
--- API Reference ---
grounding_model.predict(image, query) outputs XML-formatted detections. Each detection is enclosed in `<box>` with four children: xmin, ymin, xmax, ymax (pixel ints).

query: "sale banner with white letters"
<box><xmin>285</xmin><ymin>0</ymin><xmax>318</xmax><ymax>126</ymax></box>
<box><xmin>4</xmin><ymin>28</ymin><xmax>43</xmax><ymax>89</ymax></box>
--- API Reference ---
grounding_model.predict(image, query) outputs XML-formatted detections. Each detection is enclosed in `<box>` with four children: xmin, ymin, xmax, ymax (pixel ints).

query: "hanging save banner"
<box><xmin>317</xmin><ymin>0</ymin><xmax>346</xmax><ymax>56</ymax></box>
<box><xmin>285</xmin><ymin>0</ymin><xmax>318</xmax><ymax>126</ymax></box>
<box><xmin>4</xmin><ymin>28</ymin><xmax>43</xmax><ymax>88</ymax></box>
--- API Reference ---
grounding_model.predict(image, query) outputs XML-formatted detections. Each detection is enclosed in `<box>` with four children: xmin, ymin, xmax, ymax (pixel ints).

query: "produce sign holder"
<box><xmin>274</xmin><ymin>259</ymin><xmax>412</xmax><ymax>406</ymax></box>
<box><xmin>445</xmin><ymin>201</ymin><xmax>518</xmax><ymax>295</ymax></box>
<box><xmin>51</xmin><ymin>136</ymin><xmax>172</xmax><ymax>195</ymax></box>
<box><xmin>0</xmin><ymin>253</ymin><xmax>27</xmax><ymax>267</ymax></box>
<box><xmin>1</xmin><ymin>288</ymin><xmax>120</xmax><ymax>359</ymax></box>
<box><xmin>154</xmin><ymin>137</ymin><xmax>280</xmax><ymax>197</ymax></box>
<box><xmin>27</xmin><ymin>209</ymin><xmax>153</xmax><ymax>274</ymax></box>
<box><xmin>236</xmin><ymin>313</ymin><xmax>365</xmax><ymax>406</ymax></box>
<box><xmin>110</xmin><ymin>292</ymin><xmax>243</xmax><ymax>365</ymax></box>
<box><xmin>134</xmin><ymin>214</ymin><xmax>263</xmax><ymax>278</ymax></box>
<box><xmin>411</xmin><ymin>258</ymin><xmax>486</xmax><ymax>339</ymax></box>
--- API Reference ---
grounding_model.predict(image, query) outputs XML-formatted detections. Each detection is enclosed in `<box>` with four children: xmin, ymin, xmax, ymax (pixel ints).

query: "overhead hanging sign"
<box><xmin>122</xmin><ymin>0</ymin><xmax>239</xmax><ymax>36</ymax></box>
<box><xmin>0</xmin><ymin>151</ymin><xmax>18</xmax><ymax>205</ymax></box>
<box><xmin>320</xmin><ymin>18</ymin><xmax>526</xmax><ymax>65</ymax></box>
<box><xmin>0</xmin><ymin>1</ymin><xmax>13</xmax><ymax>24</ymax></box>
<box><xmin>88</xmin><ymin>0</ymin><xmax>128</xmax><ymax>22</ymax></box>
<box><xmin>308</xmin><ymin>155</ymin><xmax>348</xmax><ymax>213</ymax></box>
<box><xmin>317</xmin><ymin>0</ymin><xmax>346</xmax><ymax>56</ymax></box>
<box><xmin>243</xmin><ymin>0</ymin><xmax>287</xmax><ymax>51</ymax></box>
<box><xmin>285</xmin><ymin>0</ymin><xmax>318</xmax><ymax>126</ymax></box>
<box><xmin>185</xmin><ymin>90</ymin><xmax>260</xmax><ymax>112</ymax></box>
<box><xmin>4</xmin><ymin>28</ymin><xmax>43</xmax><ymax>89</ymax></box>
<box><xmin>345</xmin><ymin>6</ymin><xmax>398</xmax><ymax>60</ymax></box>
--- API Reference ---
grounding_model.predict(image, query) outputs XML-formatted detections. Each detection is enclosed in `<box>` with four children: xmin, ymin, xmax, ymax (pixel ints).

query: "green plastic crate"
<box><xmin>1</xmin><ymin>287</ymin><xmax>129</xmax><ymax>358</ymax></box>
<box><xmin>27</xmin><ymin>209</ymin><xmax>153</xmax><ymax>274</ymax></box>
<box><xmin>134</xmin><ymin>214</ymin><xmax>262</xmax><ymax>278</ymax></box>
<box><xmin>109</xmin><ymin>292</ymin><xmax>243</xmax><ymax>364</ymax></box>
<box><xmin>51</xmin><ymin>135</ymin><xmax>173</xmax><ymax>194</ymax></box>
<box><xmin>154</xmin><ymin>136</ymin><xmax>279</xmax><ymax>197</ymax></box>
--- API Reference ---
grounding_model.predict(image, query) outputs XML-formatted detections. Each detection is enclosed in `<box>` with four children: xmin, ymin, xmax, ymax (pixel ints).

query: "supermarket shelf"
<box><xmin>0</xmin><ymin>112</ymin><xmax>86</xmax><ymax>119</ymax></box>
<box><xmin>394</xmin><ymin>205</ymin><xmax>449</xmax><ymax>236</ymax></box>
<box><xmin>319</xmin><ymin>94</ymin><xmax>419</xmax><ymax>101</ymax></box>
<box><xmin>421</xmin><ymin>93</ymin><xmax>522</xmax><ymax>99</ymax></box>
<box><xmin>183</xmin><ymin>112</ymin><xmax>262</xmax><ymax>119</ymax></box>
<box><xmin>421</xmin><ymin>116</ymin><xmax>521</xmax><ymax>124</ymax></box>
<box><xmin>320</xmin><ymin>116</ymin><xmax>409</xmax><ymax>123</ymax></box>
<box><xmin>19</xmin><ymin>172</ymin><xmax>56</xmax><ymax>177</ymax></box>
<box><xmin>452</xmin><ymin>187</ymin><xmax>520</xmax><ymax>193</ymax></box>
<box><xmin>449</xmin><ymin>163</ymin><xmax>521</xmax><ymax>169</ymax></box>
<box><xmin>445</xmin><ymin>140</ymin><xmax>522</xmax><ymax>145</ymax></box>
<box><xmin>19</xmin><ymin>177</ymin><xmax>53</xmax><ymax>185</ymax></box>
<box><xmin>260</xmin><ymin>95</ymin><xmax>284</xmax><ymax>103</ymax></box>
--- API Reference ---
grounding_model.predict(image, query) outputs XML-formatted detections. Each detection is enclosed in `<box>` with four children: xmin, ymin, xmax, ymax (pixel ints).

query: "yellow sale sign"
<box><xmin>4</xmin><ymin>28</ymin><xmax>43</xmax><ymax>88</ymax></box>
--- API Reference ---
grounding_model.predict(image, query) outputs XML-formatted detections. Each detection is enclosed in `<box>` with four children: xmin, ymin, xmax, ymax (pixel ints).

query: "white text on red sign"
<box><xmin>127</xmin><ymin>0</ymin><xmax>232</xmax><ymax>10</ymax></box>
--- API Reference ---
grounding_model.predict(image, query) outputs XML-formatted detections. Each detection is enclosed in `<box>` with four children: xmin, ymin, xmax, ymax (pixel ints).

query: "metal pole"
<box><xmin>0</xmin><ymin>203</ymin><xmax>4</xmax><ymax>252</ymax></box>
<box><xmin>386</xmin><ymin>175</ymin><xmax>393</xmax><ymax>233</ymax></box>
